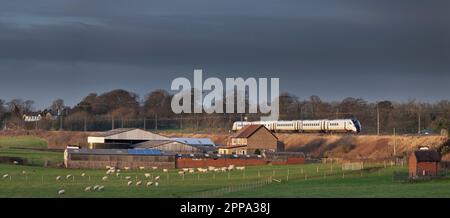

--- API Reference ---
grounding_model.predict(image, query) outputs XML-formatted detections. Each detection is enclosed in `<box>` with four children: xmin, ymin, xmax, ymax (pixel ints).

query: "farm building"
<box><xmin>131</xmin><ymin>138</ymin><xmax>216</xmax><ymax>154</ymax></box>
<box><xmin>64</xmin><ymin>148</ymin><xmax>175</xmax><ymax>169</ymax></box>
<box><xmin>409</xmin><ymin>149</ymin><xmax>441</xmax><ymax>178</ymax></box>
<box><xmin>87</xmin><ymin>128</ymin><xmax>169</xmax><ymax>149</ymax></box>
<box><xmin>218</xmin><ymin>145</ymin><xmax>247</xmax><ymax>155</ymax></box>
<box><xmin>227</xmin><ymin>125</ymin><xmax>279</xmax><ymax>154</ymax></box>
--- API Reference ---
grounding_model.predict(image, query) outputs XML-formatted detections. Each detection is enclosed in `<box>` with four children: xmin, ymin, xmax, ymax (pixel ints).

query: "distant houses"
<box><xmin>218</xmin><ymin>125</ymin><xmax>279</xmax><ymax>155</ymax></box>
<box><xmin>409</xmin><ymin>149</ymin><xmax>441</xmax><ymax>178</ymax></box>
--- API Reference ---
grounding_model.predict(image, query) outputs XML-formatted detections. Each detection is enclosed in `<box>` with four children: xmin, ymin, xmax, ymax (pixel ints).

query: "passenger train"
<box><xmin>232</xmin><ymin>119</ymin><xmax>361</xmax><ymax>133</ymax></box>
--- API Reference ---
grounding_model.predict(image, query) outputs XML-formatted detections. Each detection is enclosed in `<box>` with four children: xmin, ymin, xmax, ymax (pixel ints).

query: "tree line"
<box><xmin>0</xmin><ymin>89</ymin><xmax>449</xmax><ymax>134</ymax></box>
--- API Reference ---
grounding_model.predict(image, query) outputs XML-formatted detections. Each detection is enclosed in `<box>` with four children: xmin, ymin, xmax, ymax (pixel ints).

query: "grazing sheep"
<box><xmin>236</xmin><ymin>166</ymin><xmax>246</xmax><ymax>171</ymax></box>
<box><xmin>146</xmin><ymin>181</ymin><xmax>153</xmax><ymax>187</ymax></box>
<box><xmin>208</xmin><ymin>166</ymin><xmax>216</xmax><ymax>171</ymax></box>
<box><xmin>116</xmin><ymin>169</ymin><xmax>121</xmax><ymax>173</ymax></box>
<box><xmin>84</xmin><ymin>186</ymin><xmax>92</xmax><ymax>192</ymax></box>
<box><xmin>124</xmin><ymin>167</ymin><xmax>130</xmax><ymax>171</ymax></box>
<box><xmin>125</xmin><ymin>176</ymin><xmax>131</xmax><ymax>180</ymax></box>
<box><xmin>139</xmin><ymin>166</ymin><xmax>145</xmax><ymax>170</ymax></box>
<box><xmin>136</xmin><ymin>181</ymin><xmax>142</xmax><ymax>186</ymax></box>
<box><xmin>105</xmin><ymin>166</ymin><xmax>111</xmax><ymax>169</ymax></box>
<box><xmin>98</xmin><ymin>186</ymin><xmax>105</xmax><ymax>191</ymax></box>
<box><xmin>116</xmin><ymin>173</ymin><xmax>120</xmax><ymax>177</ymax></box>
<box><xmin>22</xmin><ymin>171</ymin><xmax>26</xmax><ymax>175</ymax></box>
<box><xmin>182</xmin><ymin>168</ymin><xmax>189</xmax><ymax>172</ymax></box>
<box><xmin>66</xmin><ymin>174</ymin><xmax>72</xmax><ymax>179</ymax></box>
<box><xmin>127</xmin><ymin>181</ymin><xmax>133</xmax><ymax>186</ymax></box>
<box><xmin>228</xmin><ymin>165</ymin><xmax>235</xmax><ymax>171</ymax></box>
<box><xmin>93</xmin><ymin>185</ymin><xmax>99</xmax><ymax>191</ymax></box>
<box><xmin>154</xmin><ymin>176</ymin><xmax>160</xmax><ymax>181</ymax></box>
<box><xmin>152</xmin><ymin>166</ymin><xmax>158</xmax><ymax>170</ymax></box>
<box><xmin>2</xmin><ymin>174</ymin><xmax>9</xmax><ymax>179</ymax></box>
<box><xmin>58</xmin><ymin>189</ymin><xmax>65</xmax><ymax>195</ymax></box>
<box><xmin>178</xmin><ymin>171</ymin><xmax>185</xmax><ymax>176</ymax></box>
<box><xmin>155</xmin><ymin>182</ymin><xmax>159</xmax><ymax>187</ymax></box>
<box><xmin>102</xmin><ymin>176</ymin><xmax>108</xmax><ymax>181</ymax></box>
<box><xmin>144</xmin><ymin>173</ymin><xmax>151</xmax><ymax>178</ymax></box>
<box><xmin>188</xmin><ymin>169</ymin><xmax>195</xmax><ymax>173</ymax></box>
<box><xmin>214</xmin><ymin>169</ymin><xmax>219</xmax><ymax>172</ymax></box>
<box><xmin>56</xmin><ymin>176</ymin><xmax>61</xmax><ymax>180</ymax></box>
<box><xmin>81</xmin><ymin>173</ymin><xmax>86</xmax><ymax>177</ymax></box>
<box><xmin>163</xmin><ymin>169</ymin><xmax>168</xmax><ymax>173</ymax></box>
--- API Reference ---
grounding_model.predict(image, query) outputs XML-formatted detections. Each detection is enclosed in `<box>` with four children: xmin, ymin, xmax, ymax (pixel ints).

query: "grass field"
<box><xmin>1</xmin><ymin>136</ymin><xmax>450</xmax><ymax>198</ymax></box>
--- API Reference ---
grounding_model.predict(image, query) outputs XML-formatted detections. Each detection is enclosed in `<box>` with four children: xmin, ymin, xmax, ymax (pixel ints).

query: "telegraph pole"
<box><xmin>154</xmin><ymin>114</ymin><xmax>158</xmax><ymax>131</ymax></box>
<box><xmin>393</xmin><ymin>128</ymin><xmax>397</xmax><ymax>157</ymax></box>
<box><xmin>377</xmin><ymin>102</ymin><xmax>380</xmax><ymax>135</ymax></box>
<box><xmin>418</xmin><ymin>107</ymin><xmax>421</xmax><ymax>134</ymax></box>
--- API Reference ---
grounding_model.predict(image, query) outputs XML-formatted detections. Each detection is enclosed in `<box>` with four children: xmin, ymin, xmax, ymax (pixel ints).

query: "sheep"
<box><xmin>116</xmin><ymin>173</ymin><xmax>120</xmax><ymax>177</ymax></box>
<box><xmin>214</xmin><ymin>169</ymin><xmax>220</xmax><ymax>172</ymax></box>
<box><xmin>105</xmin><ymin>166</ymin><xmax>111</xmax><ymax>169</ymax></box>
<box><xmin>139</xmin><ymin>166</ymin><xmax>145</xmax><ymax>170</ymax></box>
<box><xmin>127</xmin><ymin>181</ymin><xmax>133</xmax><ymax>186</ymax></box>
<box><xmin>116</xmin><ymin>169</ymin><xmax>121</xmax><ymax>173</ymax></box>
<box><xmin>13</xmin><ymin>161</ymin><xmax>19</xmax><ymax>165</ymax></box>
<box><xmin>84</xmin><ymin>186</ymin><xmax>92</xmax><ymax>192</ymax></box>
<box><xmin>208</xmin><ymin>166</ymin><xmax>216</xmax><ymax>171</ymax></box>
<box><xmin>236</xmin><ymin>166</ymin><xmax>246</xmax><ymax>171</ymax></box>
<box><xmin>22</xmin><ymin>171</ymin><xmax>26</xmax><ymax>175</ymax></box>
<box><xmin>182</xmin><ymin>168</ymin><xmax>189</xmax><ymax>172</ymax></box>
<box><xmin>227</xmin><ymin>165</ymin><xmax>235</xmax><ymax>171</ymax></box>
<box><xmin>155</xmin><ymin>182</ymin><xmax>159</xmax><ymax>187</ymax></box>
<box><xmin>98</xmin><ymin>186</ymin><xmax>105</xmax><ymax>191</ymax></box>
<box><xmin>136</xmin><ymin>181</ymin><xmax>142</xmax><ymax>186</ymax></box>
<box><xmin>102</xmin><ymin>176</ymin><xmax>108</xmax><ymax>181</ymax></box>
<box><xmin>58</xmin><ymin>189</ymin><xmax>65</xmax><ymax>195</ymax></box>
<box><xmin>2</xmin><ymin>174</ymin><xmax>9</xmax><ymax>179</ymax></box>
<box><xmin>154</xmin><ymin>176</ymin><xmax>160</xmax><ymax>181</ymax></box>
<box><xmin>144</xmin><ymin>173</ymin><xmax>151</xmax><ymax>178</ymax></box>
<box><xmin>81</xmin><ymin>173</ymin><xmax>86</xmax><ymax>177</ymax></box>
<box><xmin>66</xmin><ymin>174</ymin><xmax>72</xmax><ymax>179</ymax></box>
<box><xmin>188</xmin><ymin>169</ymin><xmax>195</xmax><ymax>173</ymax></box>
<box><xmin>163</xmin><ymin>169</ymin><xmax>168</xmax><ymax>173</ymax></box>
<box><xmin>152</xmin><ymin>166</ymin><xmax>158</xmax><ymax>170</ymax></box>
<box><xmin>125</xmin><ymin>176</ymin><xmax>131</xmax><ymax>180</ymax></box>
<box><xmin>93</xmin><ymin>185</ymin><xmax>99</xmax><ymax>191</ymax></box>
<box><xmin>178</xmin><ymin>171</ymin><xmax>185</xmax><ymax>176</ymax></box>
<box><xmin>124</xmin><ymin>167</ymin><xmax>130</xmax><ymax>171</ymax></box>
<box><xmin>146</xmin><ymin>181</ymin><xmax>153</xmax><ymax>187</ymax></box>
<box><xmin>56</xmin><ymin>176</ymin><xmax>61</xmax><ymax>180</ymax></box>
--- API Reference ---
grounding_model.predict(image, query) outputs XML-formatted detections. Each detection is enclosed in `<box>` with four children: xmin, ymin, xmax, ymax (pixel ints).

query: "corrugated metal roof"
<box><xmin>89</xmin><ymin>128</ymin><xmax>137</xmax><ymax>137</ymax></box>
<box><xmin>232</xmin><ymin>125</ymin><xmax>277</xmax><ymax>139</ymax></box>
<box><xmin>131</xmin><ymin>140</ymin><xmax>175</xmax><ymax>148</ymax></box>
<box><xmin>172</xmin><ymin>138</ymin><xmax>216</xmax><ymax>146</ymax></box>
<box><xmin>414</xmin><ymin>150</ymin><xmax>441</xmax><ymax>162</ymax></box>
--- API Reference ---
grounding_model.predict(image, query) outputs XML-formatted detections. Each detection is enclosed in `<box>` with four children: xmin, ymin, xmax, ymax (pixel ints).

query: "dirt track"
<box><xmin>1</xmin><ymin>130</ymin><xmax>447</xmax><ymax>159</ymax></box>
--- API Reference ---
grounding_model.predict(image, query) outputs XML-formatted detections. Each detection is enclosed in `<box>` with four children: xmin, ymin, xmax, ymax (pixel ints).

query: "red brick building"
<box><xmin>409</xmin><ymin>150</ymin><xmax>441</xmax><ymax>178</ymax></box>
<box><xmin>228</xmin><ymin>125</ymin><xmax>279</xmax><ymax>154</ymax></box>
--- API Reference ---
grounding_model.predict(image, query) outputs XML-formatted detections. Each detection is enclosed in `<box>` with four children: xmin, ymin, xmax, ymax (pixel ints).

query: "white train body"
<box><xmin>232</xmin><ymin>119</ymin><xmax>361</xmax><ymax>133</ymax></box>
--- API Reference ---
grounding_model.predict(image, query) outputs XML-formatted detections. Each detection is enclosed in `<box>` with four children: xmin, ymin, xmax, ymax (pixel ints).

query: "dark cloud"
<box><xmin>0</xmin><ymin>0</ymin><xmax>448</xmax><ymax>109</ymax></box>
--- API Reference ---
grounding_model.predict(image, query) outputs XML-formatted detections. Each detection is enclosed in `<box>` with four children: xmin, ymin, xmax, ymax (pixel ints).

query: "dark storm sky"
<box><xmin>0</xmin><ymin>0</ymin><xmax>449</xmax><ymax>109</ymax></box>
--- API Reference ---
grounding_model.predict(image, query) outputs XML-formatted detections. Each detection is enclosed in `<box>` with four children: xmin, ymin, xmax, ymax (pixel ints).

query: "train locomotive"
<box><xmin>232</xmin><ymin>119</ymin><xmax>361</xmax><ymax>133</ymax></box>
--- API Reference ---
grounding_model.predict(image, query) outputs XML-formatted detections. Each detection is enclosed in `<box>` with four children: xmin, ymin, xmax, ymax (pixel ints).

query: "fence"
<box><xmin>191</xmin><ymin>177</ymin><xmax>273</xmax><ymax>198</ymax></box>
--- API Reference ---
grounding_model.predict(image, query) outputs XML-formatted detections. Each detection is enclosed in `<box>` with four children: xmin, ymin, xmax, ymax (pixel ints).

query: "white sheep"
<box><xmin>182</xmin><ymin>168</ymin><xmax>189</xmax><ymax>172</ymax></box>
<box><xmin>84</xmin><ymin>186</ymin><xmax>92</xmax><ymax>192</ymax></box>
<box><xmin>116</xmin><ymin>169</ymin><xmax>121</xmax><ymax>173</ymax></box>
<box><xmin>66</xmin><ymin>174</ymin><xmax>72</xmax><ymax>179</ymax></box>
<box><xmin>154</xmin><ymin>176</ymin><xmax>160</xmax><ymax>181</ymax></box>
<box><xmin>146</xmin><ymin>181</ymin><xmax>153</xmax><ymax>186</ymax></box>
<box><xmin>178</xmin><ymin>171</ymin><xmax>185</xmax><ymax>176</ymax></box>
<box><xmin>58</xmin><ymin>189</ymin><xmax>65</xmax><ymax>195</ymax></box>
<box><xmin>2</xmin><ymin>174</ymin><xmax>9</xmax><ymax>179</ymax></box>
<box><xmin>144</xmin><ymin>173</ymin><xmax>151</xmax><ymax>178</ymax></box>
<box><xmin>124</xmin><ymin>167</ymin><xmax>130</xmax><ymax>171</ymax></box>
<box><xmin>116</xmin><ymin>173</ymin><xmax>120</xmax><ymax>177</ymax></box>
<box><xmin>127</xmin><ymin>181</ymin><xmax>133</xmax><ymax>186</ymax></box>
<box><xmin>13</xmin><ymin>161</ymin><xmax>19</xmax><ymax>165</ymax></box>
<box><xmin>56</xmin><ymin>176</ymin><xmax>61</xmax><ymax>180</ymax></box>
<box><xmin>98</xmin><ymin>186</ymin><xmax>105</xmax><ymax>191</ymax></box>
<box><xmin>102</xmin><ymin>176</ymin><xmax>108</xmax><ymax>181</ymax></box>
<box><xmin>93</xmin><ymin>185</ymin><xmax>99</xmax><ymax>191</ymax></box>
<box><xmin>155</xmin><ymin>182</ymin><xmax>159</xmax><ymax>187</ymax></box>
<box><xmin>105</xmin><ymin>166</ymin><xmax>111</xmax><ymax>169</ymax></box>
<box><xmin>22</xmin><ymin>171</ymin><xmax>26</xmax><ymax>175</ymax></box>
<box><xmin>125</xmin><ymin>176</ymin><xmax>131</xmax><ymax>180</ymax></box>
<box><xmin>136</xmin><ymin>181</ymin><xmax>142</xmax><ymax>186</ymax></box>
<box><xmin>189</xmin><ymin>169</ymin><xmax>195</xmax><ymax>173</ymax></box>
<box><xmin>208</xmin><ymin>166</ymin><xmax>216</xmax><ymax>171</ymax></box>
<box><xmin>152</xmin><ymin>166</ymin><xmax>158</xmax><ymax>170</ymax></box>
<box><xmin>81</xmin><ymin>173</ymin><xmax>86</xmax><ymax>177</ymax></box>
<box><xmin>163</xmin><ymin>169</ymin><xmax>168</xmax><ymax>173</ymax></box>
<box><xmin>139</xmin><ymin>166</ymin><xmax>145</xmax><ymax>170</ymax></box>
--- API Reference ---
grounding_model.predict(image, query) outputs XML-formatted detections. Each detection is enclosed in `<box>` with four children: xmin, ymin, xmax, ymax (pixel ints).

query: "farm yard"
<box><xmin>2</xmin><ymin>135</ymin><xmax>450</xmax><ymax>198</ymax></box>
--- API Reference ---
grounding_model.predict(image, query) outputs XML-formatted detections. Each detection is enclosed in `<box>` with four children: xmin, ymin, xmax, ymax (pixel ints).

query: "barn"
<box><xmin>409</xmin><ymin>149</ymin><xmax>441</xmax><ymax>178</ymax></box>
<box><xmin>131</xmin><ymin>138</ymin><xmax>216</xmax><ymax>154</ymax></box>
<box><xmin>64</xmin><ymin>148</ymin><xmax>175</xmax><ymax>169</ymax></box>
<box><xmin>86</xmin><ymin>128</ymin><xmax>170</xmax><ymax>149</ymax></box>
<box><xmin>228</xmin><ymin>125</ymin><xmax>278</xmax><ymax>154</ymax></box>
